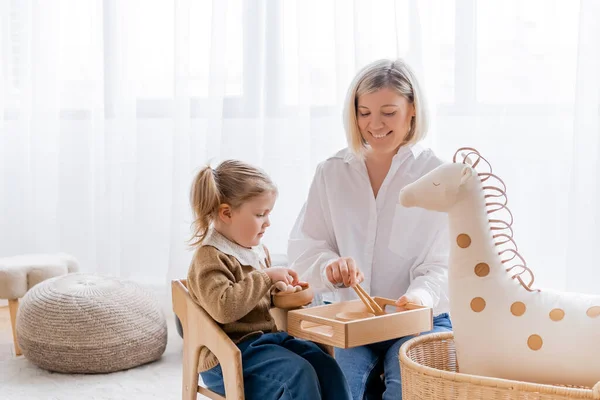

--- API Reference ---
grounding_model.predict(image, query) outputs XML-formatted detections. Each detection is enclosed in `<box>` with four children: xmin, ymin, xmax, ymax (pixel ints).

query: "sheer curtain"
<box><xmin>1</xmin><ymin>0</ymin><xmax>598</xmax><ymax>293</ymax></box>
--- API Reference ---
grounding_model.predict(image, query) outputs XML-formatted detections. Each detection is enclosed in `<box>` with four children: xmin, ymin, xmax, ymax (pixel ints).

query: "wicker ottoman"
<box><xmin>16</xmin><ymin>273</ymin><xmax>168</xmax><ymax>374</ymax></box>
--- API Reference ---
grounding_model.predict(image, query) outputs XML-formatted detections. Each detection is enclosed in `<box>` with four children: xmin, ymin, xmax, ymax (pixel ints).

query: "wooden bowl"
<box><xmin>335</xmin><ymin>311</ymin><xmax>375</xmax><ymax>321</ymax></box>
<box><xmin>272</xmin><ymin>285</ymin><xmax>314</xmax><ymax>309</ymax></box>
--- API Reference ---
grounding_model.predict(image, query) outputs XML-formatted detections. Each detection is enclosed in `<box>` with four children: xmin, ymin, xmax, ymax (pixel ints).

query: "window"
<box><xmin>476</xmin><ymin>0</ymin><xmax>579</xmax><ymax>105</ymax></box>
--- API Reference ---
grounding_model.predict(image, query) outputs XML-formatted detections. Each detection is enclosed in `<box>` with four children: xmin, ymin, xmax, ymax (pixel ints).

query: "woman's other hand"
<box><xmin>395</xmin><ymin>293</ymin><xmax>424</xmax><ymax>308</ymax></box>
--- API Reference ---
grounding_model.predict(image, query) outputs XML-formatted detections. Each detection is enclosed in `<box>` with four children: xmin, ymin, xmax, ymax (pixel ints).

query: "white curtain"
<box><xmin>1</xmin><ymin>0</ymin><xmax>598</xmax><ymax>294</ymax></box>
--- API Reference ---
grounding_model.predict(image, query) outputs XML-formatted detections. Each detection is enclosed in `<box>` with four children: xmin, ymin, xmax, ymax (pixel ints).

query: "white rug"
<box><xmin>0</xmin><ymin>319</ymin><xmax>210</xmax><ymax>400</ymax></box>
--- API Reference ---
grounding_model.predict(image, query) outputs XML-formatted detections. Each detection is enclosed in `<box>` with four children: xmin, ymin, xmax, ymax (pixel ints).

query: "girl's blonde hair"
<box><xmin>189</xmin><ymin>160</ymin><xmax>277</xmax><ymax>246</ymax></box>
<box><xmin>342</xmin><ymin>58</ymin><xmax>429</xmax><ymax>157</ymax></box>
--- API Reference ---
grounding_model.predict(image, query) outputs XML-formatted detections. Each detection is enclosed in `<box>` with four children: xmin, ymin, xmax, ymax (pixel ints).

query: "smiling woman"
<box><xmin>288</xmin><ymin>58</ymin><xmax>453</xmax><ymax>400</ymax></box>
<box><xmin>345</xmin><ymin>60</ymin><xmax>428</xmax><ymax>160</ymax></box>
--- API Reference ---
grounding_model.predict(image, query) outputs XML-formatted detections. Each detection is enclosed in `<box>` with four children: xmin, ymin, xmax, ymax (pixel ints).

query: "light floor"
<box><xmin>0</xmin><ymin>306</ymin><xmax>15</xmax><ymax>360</ymax></box>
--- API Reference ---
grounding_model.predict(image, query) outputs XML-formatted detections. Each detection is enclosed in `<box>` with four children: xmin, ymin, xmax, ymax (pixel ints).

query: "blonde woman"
<box><xmin>288</xmin><ymin>59</ymin><xmax>452</xmax><ymax>400</ymax></box>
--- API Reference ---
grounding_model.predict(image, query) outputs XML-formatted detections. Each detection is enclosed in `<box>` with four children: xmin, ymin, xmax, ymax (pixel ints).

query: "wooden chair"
<box><xmin>172</xmin><ymin>279</ymin><xmax>242</xmax><ymax>400</ymax></box>
<box><xmin>172</xmin><ymin>279</ymin><xmax>330</xmax><ymax>400</ymax></box>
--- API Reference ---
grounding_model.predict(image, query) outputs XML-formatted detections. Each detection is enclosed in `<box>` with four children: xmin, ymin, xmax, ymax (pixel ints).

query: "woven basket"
<box><xmin>399</xmin><ymin>332</ymin><xmax>600</xmax><ymax>400</ymax></box>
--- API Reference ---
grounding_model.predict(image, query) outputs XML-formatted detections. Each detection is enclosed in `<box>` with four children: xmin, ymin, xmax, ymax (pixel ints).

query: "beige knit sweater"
<box><xmin>187</xmin><ymin>241</ymin><xmax>276</xmax><ymax>372</ymax></box>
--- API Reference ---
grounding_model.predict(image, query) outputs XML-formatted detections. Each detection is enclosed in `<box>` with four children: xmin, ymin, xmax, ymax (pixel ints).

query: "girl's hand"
<box><xmin>395</xmin><ymin>293</ymin><xmax>424</xmax><ymax>308</ymax></box>
<box><xmin>325</xmin><ymin>257</ymin><xmax>364</xmax><ymax>287</ymax></box>
<box><xmin>265</xmin><ymin>268</ymin><xmax>299</xmax><ymax>286</ymax></box>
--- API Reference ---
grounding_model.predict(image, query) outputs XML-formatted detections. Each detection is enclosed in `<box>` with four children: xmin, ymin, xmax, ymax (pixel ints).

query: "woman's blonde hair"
<box><xmin>189</xmin><ymin>160</ymin><xmax>277</xmax><ymax>246</ymax></box>
<box><xmin>342</xmin><ymin>58</ymin><xmax>429</xmax><ymax>157</ymax></box>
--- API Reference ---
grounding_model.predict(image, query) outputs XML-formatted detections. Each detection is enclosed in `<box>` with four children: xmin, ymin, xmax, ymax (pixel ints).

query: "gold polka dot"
<box><xmin>587</xmin><ymin>306</ymin><xmax>600</xmax><ymax>318</ymax></box>
<box><xmin>510</xmin><ymin>302</ymin><xmax>526</xmax><ymax>316</ymax></box>
<box><xmin>470</xmin><ymin>297</ymin><xmax>486</xmax><ymax>312</ymax></box>
<box><xmin>457</xmin><ymin>234</ymin><xmax>471</xmax><ymax>248</ymax></box>
<box><xmin>549</xmin><ymin>309</ymin><xmax>565</xmax><ymax>321</ymax></box>
<box><xmin>474</xmin><ymin>263</ymin><xmax>490</xmax><ymax>277</ymax></box>
<box><xmin>527</xmin><ymin>334</ymin><xmax>543</xmax><ymax>351</ymax></box>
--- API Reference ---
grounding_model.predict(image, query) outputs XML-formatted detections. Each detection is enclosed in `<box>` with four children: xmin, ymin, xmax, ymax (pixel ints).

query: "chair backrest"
<box><xmin>172</xmin><ymin>279</ymin><xmax>231</xmax><ymax>345</ymax></box>
<box><xmin>172</xmin><ymin>279</ymin><xmax>244</xmax><ymax>400</ymax></box>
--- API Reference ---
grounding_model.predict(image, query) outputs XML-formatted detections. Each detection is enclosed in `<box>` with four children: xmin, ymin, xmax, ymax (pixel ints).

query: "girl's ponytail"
<box><xmin>189</xmin><ymin>166</ymin><xmax>221</xmax><ymax>246</ymax></box>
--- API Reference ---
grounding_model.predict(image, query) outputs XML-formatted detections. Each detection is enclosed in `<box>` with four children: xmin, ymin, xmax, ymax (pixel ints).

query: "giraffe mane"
<box><xmin>453</xmin><ymin>147</ymin><xmax>539</xmax><ymax>292</ymax></box>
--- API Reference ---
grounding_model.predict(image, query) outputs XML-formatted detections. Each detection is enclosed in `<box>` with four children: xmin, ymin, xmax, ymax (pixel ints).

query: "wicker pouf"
<box><xmin>399</xmin><ymin>332</ymin><xmax>600</xmax><ymax>400</ymax></box>
<box><xmin>16</xmin><ymin>273</ymin><xmax>167</xmax><ymax>374</ymax></box>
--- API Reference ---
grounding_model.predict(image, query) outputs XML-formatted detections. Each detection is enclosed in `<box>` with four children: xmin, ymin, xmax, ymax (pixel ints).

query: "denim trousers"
<box><xmin>201</xmin><ymin>331</ymin><xmax>352</xmax><ymax>400</ymax></box>
<box><xmin>334</xmin><ymin>313</ymin><xmax>453</xmax><ymax>400</ymax></box>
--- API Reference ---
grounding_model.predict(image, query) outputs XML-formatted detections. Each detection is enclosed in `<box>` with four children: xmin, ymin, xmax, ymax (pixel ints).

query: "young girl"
<box><xmin>187</xmin><ymin>159</ymin><xmax>351</xmax><ymax>400</ymax></box>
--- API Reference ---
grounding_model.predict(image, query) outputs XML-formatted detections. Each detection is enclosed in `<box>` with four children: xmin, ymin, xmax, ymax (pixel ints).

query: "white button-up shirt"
<box><xmin>288</xmin><ymin>144</ymin><xmax>450</xmax><ymax>316</ymax></box>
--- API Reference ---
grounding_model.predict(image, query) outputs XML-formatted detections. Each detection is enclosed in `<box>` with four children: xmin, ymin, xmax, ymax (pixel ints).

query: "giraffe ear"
<box><xmin>460</xmin><ymin>166</ymin><xmax>476</xmax><ymax>186</ymax></box>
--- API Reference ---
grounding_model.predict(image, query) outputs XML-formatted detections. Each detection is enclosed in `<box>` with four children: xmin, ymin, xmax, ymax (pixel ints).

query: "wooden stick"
<box><xmin>354</xmin><ymin>284</ymin><xmax>385</xmax><ymax>315</ymax></box>
<box><xmin>353</xmin><ymin>286</ymin><xmax>376</xmax><ymax>314</ymax></box>
<box><xmin>377</xmin><ymin>297</ymin><xmax>425</xmax><ymax>311</ymax></box>
<box><xmin>402</xmin><ymin>302</ymin><xmax>424</xmax><ymax>310</ymax></box>
<box><xmin>356</xmin><ymin>284</ymin><xmax>384</xmax><ymax>315</ymax></box>
<box><xmin>354</xmin><ymin>285</ymin><xmax>375</xmax><ymax>311</ymax></box>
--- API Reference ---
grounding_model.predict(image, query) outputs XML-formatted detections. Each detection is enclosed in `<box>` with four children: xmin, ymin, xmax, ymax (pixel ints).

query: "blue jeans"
<box><xmin>201</xmin><ymin>331</ymin><xmax>352</xmax><ymax>400</ymax></box>
<box><xmin>334</xmin><ymin>313</ymin><xmax>452</xmax><ymax>400</ymax></box>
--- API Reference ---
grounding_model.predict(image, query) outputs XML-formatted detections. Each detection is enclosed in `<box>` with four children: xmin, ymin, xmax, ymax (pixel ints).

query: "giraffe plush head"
<box><xmin>395</xmin><ymin>146</ymin><xmax>600</xmax><ymax>389</ymax></box>
<box><xmin>399</xmin><ymin>162</ymin><xmax>477</xmax><ymax>211</ymax></box>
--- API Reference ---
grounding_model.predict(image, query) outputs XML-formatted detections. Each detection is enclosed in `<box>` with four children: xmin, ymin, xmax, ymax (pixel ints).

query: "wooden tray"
<box><xmin>287</xmin><ymin>297</ymin><xmax>432</xmax><ymax>348</ymax></box>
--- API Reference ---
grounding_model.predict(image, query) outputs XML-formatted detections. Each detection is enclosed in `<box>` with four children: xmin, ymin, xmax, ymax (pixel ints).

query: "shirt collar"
<box><xmin>202</xmin><ymin>228</ymin><xmax>267</xmax><ymax>270</ymax></box>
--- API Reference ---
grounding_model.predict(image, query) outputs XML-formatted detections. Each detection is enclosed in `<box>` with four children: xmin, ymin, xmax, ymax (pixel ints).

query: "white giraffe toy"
<box><xmin>399</xmin><ymin>147</ymin><xmax>600</xmax><ymax>388</ymax></box>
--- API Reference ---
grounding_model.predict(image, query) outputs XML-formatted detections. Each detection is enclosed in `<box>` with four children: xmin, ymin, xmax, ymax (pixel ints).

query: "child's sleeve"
<box><xmin>187</xmin><ymin>248</ymin><xmax>272</xmax><ymax>324</ymax></box>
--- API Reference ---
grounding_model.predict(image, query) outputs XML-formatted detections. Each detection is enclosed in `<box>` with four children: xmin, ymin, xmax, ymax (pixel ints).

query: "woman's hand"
<box><xmin>265</xmin><ymin>268</ymin><xmax>300</xmax><ymax>286</ymax></box>
<box><xmin>395</xmin><ymin>293</ymin><xmax>424</xmax><ymax>308</ymax></box>
<box><xmin>325</xmin><ymin>257</ymin><xmax>364</xmax><ymax>287</ymax></box>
